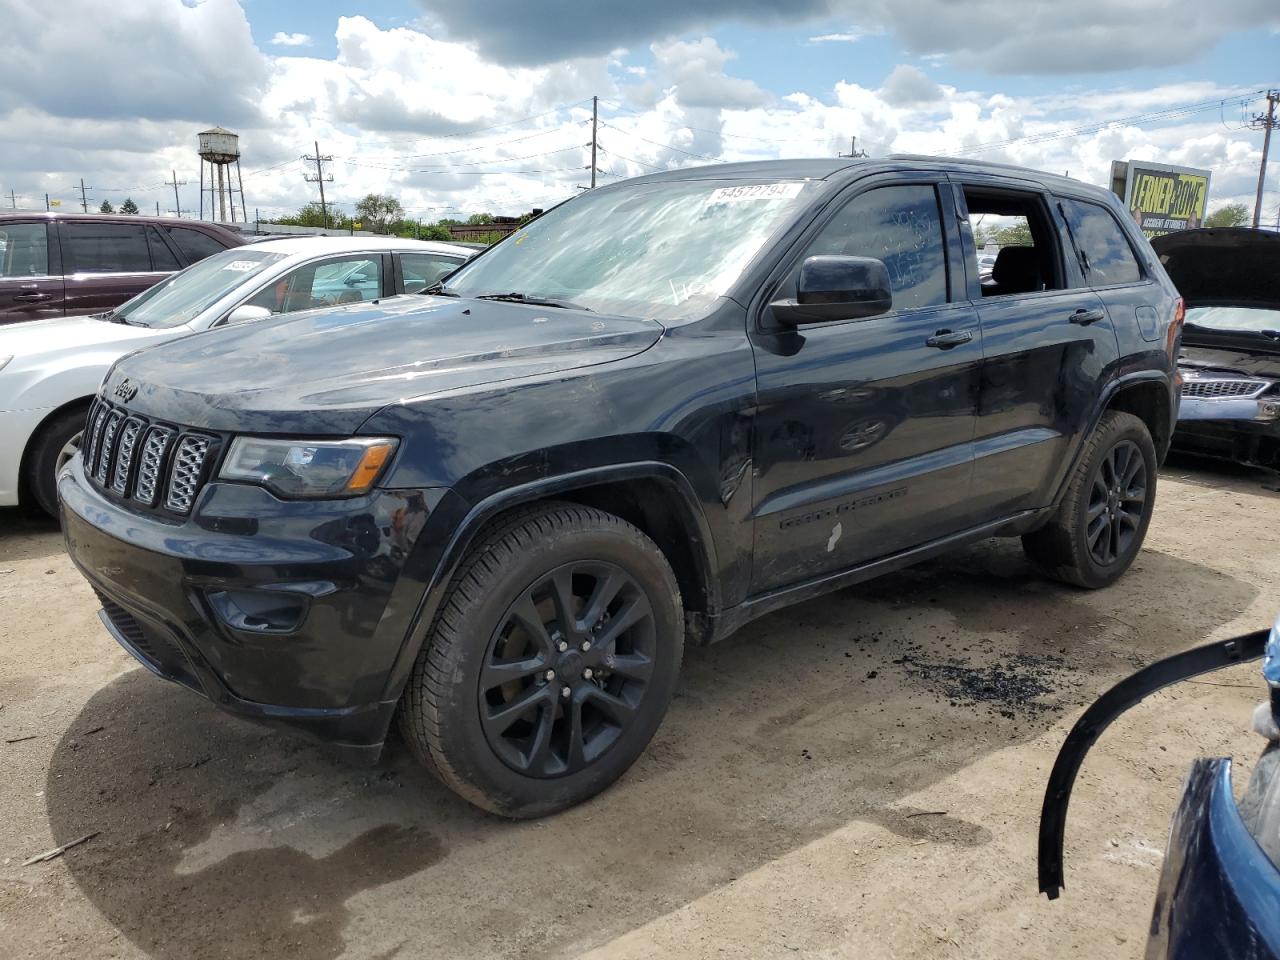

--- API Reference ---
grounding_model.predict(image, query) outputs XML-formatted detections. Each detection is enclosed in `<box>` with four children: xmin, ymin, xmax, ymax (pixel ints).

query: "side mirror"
<box><xmin>224</xmin><ymin>304</ymin><xmax>273</xmax><ymax>326</ymax></box>
<box><xmin>770</xmin><ymin>255</ymin><xmax>893</xmax><ymax>325</ymax></box>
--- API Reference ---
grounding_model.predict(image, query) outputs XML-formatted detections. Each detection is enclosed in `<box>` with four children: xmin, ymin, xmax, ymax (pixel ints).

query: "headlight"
<box><xmin>0</xmin><ymin>355</ymin><xmax>13</xmax><ymax>372</ymax></box>
<box><xmin>1257</xmin><ymin>399</ymin><xmax>1280</xmax><ymax>422</ymax></box>
<box><xmin>220</xmin><ymin>436</ymin><xmax>398</xmax><ymax>498</ymax></box>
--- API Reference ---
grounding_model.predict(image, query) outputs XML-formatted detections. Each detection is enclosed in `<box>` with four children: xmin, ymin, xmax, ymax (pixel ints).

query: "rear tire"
<box><xmin>1022</xmin><ymin>410</ymin><xmax>1156</xmax><ymax>589</ymax></box>
<box><xmin>25</xmin><ymin>407</ymin><xmax>89</xmax><ymax>519</ymax></box>
<box><xmin>398</xmin><ymin>501</ymin><xmax>683</xmax><ymax>818</ymax></box>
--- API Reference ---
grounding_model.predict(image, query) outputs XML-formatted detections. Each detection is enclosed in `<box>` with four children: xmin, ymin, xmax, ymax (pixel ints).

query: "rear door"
<box><xmin>951</xmin><ymin>178</ymin><xmax>1121</xmax><ymax>518</ymax></box>
<box><xmin>0</xmin><ymin>221</ymin><xmax>63</xmax><ymax>324</ymax></box>
<box><xmin>58</xmin><ymin>220</ymin><xmax>162</xmax><ymax>315</ymax></box>
<box><xmin>748</xmin><ymin>176</ymin><xmax>982</xmax><ymax>592</ymax></box>
<box><xmin>163</xmin><ymin>224</ymin><xmax>236</xmax><ymax>266</ymax></box>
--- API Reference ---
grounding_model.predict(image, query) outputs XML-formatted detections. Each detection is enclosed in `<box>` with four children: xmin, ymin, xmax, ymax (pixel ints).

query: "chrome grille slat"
<box><xmin>110</xmin><ymin>418</ymin><xmax>144</xmax><ymax>494</ymax></box>
<box><xmin>165</xmin><ymin>435</ymin><xmax>212</xmax><ymax>514</ymax></box>
<box><xmin>94</xmin><ymin>410</ymin><xmax>124</xmax><ymax>483</ymax></box>
<box><xmin>85</xmin><ymin>404</ymin><xmax>108</xmax><ymax>470</ymax></box>
<box><xmin>133</xmin><ymin>427</ymin><xmax>176</xmax><ymax>506</ymax></box>
<box><xmin>1181</xmin><ymin>378</ymin><xmax>1270</xmax><ymax>400</ymax></box>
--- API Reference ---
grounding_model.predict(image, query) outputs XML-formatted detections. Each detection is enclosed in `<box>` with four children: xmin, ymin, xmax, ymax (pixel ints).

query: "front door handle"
<box><xmin>926</xmin><ymin>329</ymin><xmax>973</xmax><ymax>349</ymax></box>
<box><xmin>1070</xmin><ymin>308</ymin><xmax>1106</xmax><ymax>326</ymax></box>
<box><xmin>14</xmin><ymin>293</ymin><xmax>52</xmax><ymax>303</ymax></box>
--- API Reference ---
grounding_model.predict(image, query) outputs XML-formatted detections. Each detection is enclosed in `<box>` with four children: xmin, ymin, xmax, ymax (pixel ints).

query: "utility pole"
<box><xmin>155</xmin><ymin>201</ymin><xmax>161</xmax><ymax>216</ymax></box>
<box><xmin>167</xmin><ymin>169</ymin><xmax>188</xmax><ymax>219</ymax></box>
<box><xmin>1251</xmin><ymin>89</ymin><xmax>1279</xmax><ymax>229</ymax></box>
<box><xmin>7</xmin><ymin>189</ymin><xmax>15</xmax><ymax>210</ymax></box>
<box><xmin>78</xmin><ymin>178</ymin><xmax>90</xmax><ymax>213</ymax></box>
<box><xmin>303</xmin><ymin>141</ymin><xmax>334</xmax><ymax>229</ymax></box>
<box><xmin>590</xmin><ymin>96</ymin><xmax>599</xmax><ymax>189</ymax></box>
<box><xmin>45</xmin><ymin>194</ymin><xmax>51</xmax><ymax>211</ymax></box>
<box><xmin>839</xmin><ymin>137</ymin><xmax>868</xmax><ymax>159</ymax></box>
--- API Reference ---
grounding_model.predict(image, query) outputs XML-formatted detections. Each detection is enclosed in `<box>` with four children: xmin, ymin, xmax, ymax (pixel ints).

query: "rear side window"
<box><xmin>401</xmin><ymin>252</ymin><xmax>465</xmax><ymax>292</ymax></box>
<box><xmin>787</xmin><ymin>184</ymin><xmax>948</xmax><ymax>311</ymax></box>
<box><xmin>164</xmin><ymin>226</ymin><xmax>228</xmax><ymax>263</ymax></box>
<box><xmin>147</xmin><ymin>227</ymin><xmax>181</xmax><ymax>271</ymax></box>
<box><xmin>61</xmin><ymin>222</ymin><xmax>151</xmax><ymax>273</ymax></box>
<box><xmin>0</xmin><ymin>223</ymin><xmax>48</xmax><ymax>276</ymax></box>
<box><xmin>1058</xmin><ymin>198</ymin><xmax>1143</xmax><ymax>287</ymax></box>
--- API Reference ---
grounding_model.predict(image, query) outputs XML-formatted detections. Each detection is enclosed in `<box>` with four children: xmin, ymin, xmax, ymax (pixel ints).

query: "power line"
<box><xmin>596</xmin><ymin>122</ymin><xmax>725</xmax><ymax>162</ymax></box>
<box><xmin>953</xmin><ymin>88</ymin><xmax>1270</xmax><ymax>155</ymax></box>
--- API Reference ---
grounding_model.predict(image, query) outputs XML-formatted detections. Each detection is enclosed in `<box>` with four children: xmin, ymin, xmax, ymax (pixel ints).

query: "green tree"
<box><xmin>420</xmin><ymin>224</ymin><xmax>454</xmax><ymax>242</ymax></box>
<box><xmin>1204</xmin><ymin>203</ymin><xmax>1249</xmax><ymax>228</ymax></box>
<box><xmin>466</xmin><ymin>212</ymin><xmax>494</xmax><ymax>225</ymax></box>
<box><xmin>120</xmin><ymin>197</ymin><xmax>139</xmax><ymax>215</ymax></box>
<box><xmin>98</xmin><ymin>200</ymin><xmax>115</xmax><ymax>213</ymax></box>
<box><xmin>354</xmin><ymin>193</ymin><xmax>405</xmax><ymax>234</ymax></box>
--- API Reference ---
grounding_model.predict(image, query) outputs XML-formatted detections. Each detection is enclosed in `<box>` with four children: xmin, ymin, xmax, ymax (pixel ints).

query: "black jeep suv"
<box><xmin>60</xmin><ymin>157</ymin><xmax>1182</xmax><ymax>817</ymax></box>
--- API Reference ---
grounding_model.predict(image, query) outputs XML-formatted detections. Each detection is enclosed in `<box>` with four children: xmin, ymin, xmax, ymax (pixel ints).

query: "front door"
<box><xmin>0</xmin><ymin>221</ymin><xmax>63</xmax><ymax>324</ymax></box>
<box><xmin>749</xmin><ymin>180</ymin><xmax>981</xmax><ymax>593</ymax></box>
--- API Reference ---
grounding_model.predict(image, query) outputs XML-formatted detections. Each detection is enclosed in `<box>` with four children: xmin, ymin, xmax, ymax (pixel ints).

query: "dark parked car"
<box><xmin>1039</xmin><ymin>618</ymin><xmax>1280</xmax><ymax>957</ymax></box>
<box><xmin>0</xmin><ymin>213</ymin><xmax>243</xmax><ymax>324</ymax></box>
<box><xmin>1155</xmin><ymin>227</ymin><xmax>1280</xmax><ymax>470</ymax></box>
<box><xmin>60</xmin><ymin>156</ymin><xmax>1182</xmax><ymax>817</ymax></box>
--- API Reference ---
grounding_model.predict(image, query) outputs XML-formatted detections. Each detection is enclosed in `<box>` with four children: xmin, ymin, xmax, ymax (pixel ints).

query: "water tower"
<box><xmin>198</xmin><ymin>127</ymin><xmax>247</xmax><ymax>223</ymax></box>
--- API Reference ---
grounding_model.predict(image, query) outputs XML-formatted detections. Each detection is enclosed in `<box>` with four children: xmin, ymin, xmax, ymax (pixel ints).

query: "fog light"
<box><xmin>1256</xmin><ymin>399</ymin><xmax>1280</xmax><ymax>422</ymax></box>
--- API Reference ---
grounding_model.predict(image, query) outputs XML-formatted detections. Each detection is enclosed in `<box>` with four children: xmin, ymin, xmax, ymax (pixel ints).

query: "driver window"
<box><xmin>245</xmin><ymin>256</ymin><xmax>383</xmax><ymax>314</ymax></box>
<box><xmin>784</xmin><ymin>184</ymin><xmax>948</xmax><ymax>311</ymax></box>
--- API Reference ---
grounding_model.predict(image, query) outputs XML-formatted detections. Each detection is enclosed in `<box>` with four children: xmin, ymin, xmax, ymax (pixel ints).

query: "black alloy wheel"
<box><xmin>480</xmin><ymin>562</ymin><xmax>657</xmax><ymax>777</ymax></box>
<box><xmin>1085</xmin><ymin>439</ymin><xmax>1148</xmax><ymax>566</ymax></box>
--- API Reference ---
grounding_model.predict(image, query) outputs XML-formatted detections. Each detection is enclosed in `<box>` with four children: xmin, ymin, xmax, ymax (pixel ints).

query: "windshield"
<box><xmin>1186</xmin><ymin>306</ymin><xmax>1280</xmax><ymax>335</ymax></box>
<box><xmin>441</xmin><ymin>179</ymin><xmax>819</xmax><ymax>320</ymax></box>
<box><xmin>115</xmin><ymin>249</ymin><xmax>288</xmax><ymax>328</ymax></box>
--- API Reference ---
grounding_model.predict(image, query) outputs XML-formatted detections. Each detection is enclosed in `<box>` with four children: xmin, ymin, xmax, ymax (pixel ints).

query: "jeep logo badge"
<box><xmin>114</xmin><ymin>378</ymin><xmax>138</xmax><ymax>402</ymax></box>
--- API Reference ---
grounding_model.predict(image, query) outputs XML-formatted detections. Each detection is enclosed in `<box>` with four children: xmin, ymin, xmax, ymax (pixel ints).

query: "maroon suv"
<box><xmin>0</xmin><ymin>213</ymin><xmax>243</xmax><ymax>324</ymax></box>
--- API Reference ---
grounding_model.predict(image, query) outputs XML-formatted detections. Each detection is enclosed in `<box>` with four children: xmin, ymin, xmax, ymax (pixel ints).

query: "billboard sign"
<box><xmin>1110</xmin><ymin>160</ymin><xmax>1211</xmax><ymax>239</ymax></box>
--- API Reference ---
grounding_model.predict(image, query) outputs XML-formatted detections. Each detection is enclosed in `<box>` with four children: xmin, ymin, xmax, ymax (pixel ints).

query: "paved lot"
<box><xmin>1</xmin><ymin>455</ymin><xmax>1277</xmax><ymax>959</ymax></box>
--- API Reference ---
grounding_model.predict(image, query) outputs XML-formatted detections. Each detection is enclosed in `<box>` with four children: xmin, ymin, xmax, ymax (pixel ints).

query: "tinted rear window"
<box><xmin>1059</xmin><ymin>198</ymin><xmax>1143</xmax><ymax>286</ymax></box>
<box><xmin>0</xmin><ymin>223</ymin><xmax>48</xmax><ymax>276</ymax></box>
<box><xmin>165</xmin><ymin>226</ymin><xmax>228</xmax><ymax>263</ymax></box>
<box><xmin>61</xmin><ymin>221</ymin><xmax>151</xmax><ymax>273</ymax></box>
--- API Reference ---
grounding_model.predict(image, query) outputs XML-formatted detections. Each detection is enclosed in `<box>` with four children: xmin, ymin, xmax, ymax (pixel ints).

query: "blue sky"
<box><xmin>4</xmin><ymin>0</ymin><xmax>1278</xmax><ymax>220</ymax></box>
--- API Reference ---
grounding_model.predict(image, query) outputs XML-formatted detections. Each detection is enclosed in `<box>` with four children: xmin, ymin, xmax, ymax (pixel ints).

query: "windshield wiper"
<box><xmin>473</xmin><ymin>291</ymin><xmax>593</xmax><ymax>312</ymax></box>
<box><xmin>422</xmin><ymin>281</ymin><xmax>459</xmax><ymax>297</ymax></box>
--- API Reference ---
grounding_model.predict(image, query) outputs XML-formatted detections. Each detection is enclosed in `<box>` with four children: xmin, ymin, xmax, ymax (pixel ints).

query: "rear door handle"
<box><xmin>1070</xmin><ymin>308</ymin><xmax>1106</xmax><ymax>326</ymax></box>
<box><xmin>925</xmin><ymin>329</ymin><xmax>973</xmax><ymax>349</ymax></box>
<box><xmin>14</xmin><ymin>293</ymin><xmax>53</xmax><ymax>303</ymax></box>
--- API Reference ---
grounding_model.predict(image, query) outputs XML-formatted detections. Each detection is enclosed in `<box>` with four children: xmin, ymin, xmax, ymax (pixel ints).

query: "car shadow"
<box><xmin>0</xmin><ymin>507</ymin><xmax>63</xmax><ymax>563</ymax></box>
<box><xmin>44</xmin><ymin>539</ymin><xmax>1257</xmax><ymax>960</ymax></box>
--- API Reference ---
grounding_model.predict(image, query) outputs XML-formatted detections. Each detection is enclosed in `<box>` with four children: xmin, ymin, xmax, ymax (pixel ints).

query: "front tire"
<box><xmin>25</xmin><ymin>407</ymin><xmax>88</xmax><ymax>518</ymax></box>
<box><xmin>398</xmin><ymin>502</ymin><xmax>683</xmax><ymax>817</ymax></box>
<box><xmin>1022</xmin><ymin>410</ymin><xmax>1157</xmax><ymax>589</ymax></box>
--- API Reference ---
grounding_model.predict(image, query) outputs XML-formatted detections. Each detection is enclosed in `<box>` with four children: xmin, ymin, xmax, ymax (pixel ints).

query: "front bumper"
<box><xmin>59</xmin><ymin>453</ymin><xmax>448</xmax><ymax>760</ymax></box>
<box><xmin>1171</xmin><ymin>411</ymin><xmax>1280</xmax><ymax>469</ymax></box>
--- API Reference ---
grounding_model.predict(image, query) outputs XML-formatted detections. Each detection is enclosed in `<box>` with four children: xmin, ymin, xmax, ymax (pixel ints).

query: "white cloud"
<box><xmin>807</xmin><ymin>31</ymin><xmax>863</xmax><ymax>44</ymax></box>
<box><xmin>879</xmin><ymin>64</ymin><xmax>942</xmax><ymax>106</ymax></box>
<box><xmin>270</xmin><ymin>32</ymin><xmax>313</xmax><ymax>48</ymax></box>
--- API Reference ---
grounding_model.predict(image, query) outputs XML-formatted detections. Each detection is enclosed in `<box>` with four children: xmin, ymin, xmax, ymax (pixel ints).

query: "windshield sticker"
<box><xmin>222</xmin><ymin>260</ymin><xmax>259</xmax><ymax>272</ymax></box>
<box><xmin>706</xmin><ymin>183</ymin><xmax>804</xmax><ymax>204</ymax></box>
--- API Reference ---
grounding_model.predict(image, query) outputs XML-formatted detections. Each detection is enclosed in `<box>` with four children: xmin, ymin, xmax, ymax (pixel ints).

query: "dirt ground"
<box><xmin>0</xmin><ymin>454</ymin><xmax>1276</xmax><ymax>960</ymax></box>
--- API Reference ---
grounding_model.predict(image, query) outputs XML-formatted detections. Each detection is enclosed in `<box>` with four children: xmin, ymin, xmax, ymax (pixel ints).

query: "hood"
<box><xmin>105</xmin><ymin>295</ymin><xmax>664</xmax><ymax>434</ymax></box>
<box><xmin>1151</xmin><ymin>227</ymin><xmax>1280</xmax><ymax>311</ymax></box>
<box><xmin>0</xmin><ymin>314</ymin><xmax>168</xmax><ymax>359</ymax></box>
<box><xmin>1180</xmin><ymin>343</ymin><xmax>1280</xmax><ymax>379</ymax></box>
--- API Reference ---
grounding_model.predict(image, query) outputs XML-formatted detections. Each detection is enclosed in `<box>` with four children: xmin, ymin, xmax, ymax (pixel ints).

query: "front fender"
<box><xmin>376</xmin><ymin>461</ymin><xmax>720</xmax><ymax>705</ymax></box>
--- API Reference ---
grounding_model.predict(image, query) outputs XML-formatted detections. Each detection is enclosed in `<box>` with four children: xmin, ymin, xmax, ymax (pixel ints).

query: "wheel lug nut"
<box><xmin>583</xmin><ymin>668</ymin><xmax>594</xmax><ymax>680</ymax></box>
<box><xmin>557</xmin><ymin>641</ymin><xmax>568</xmax><ymax>653</ymax></box>
<box><xmin>561</xmin><ymin>686</ymin><xmax>571</xmax><ymax>698</ymax></box>
<box><xmin>544</xmin><ymin>669</ymin><xmax>556</xmax><ymax>681</ymax></box>
<box><xmin>580</xmin><ymin>640</ymin><xmax>591</xmax><ymax>652</ymax></box>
